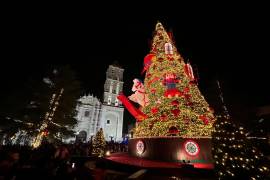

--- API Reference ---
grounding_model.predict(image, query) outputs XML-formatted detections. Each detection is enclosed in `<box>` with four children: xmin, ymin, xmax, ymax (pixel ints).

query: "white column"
<box><xmin>116</xmin><ymin>83</ymin><xmax>120</xmax><ymax>94</ymax></box>
<box><xmin>109</xmin><ymin>81</ymin><xmax>113</xmax><ymax>93</ymax></box>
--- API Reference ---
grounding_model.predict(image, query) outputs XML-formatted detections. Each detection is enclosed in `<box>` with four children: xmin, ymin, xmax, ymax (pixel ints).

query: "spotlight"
<box><xmin>105</xmin><ymin>151</ymin><xmax>111</xmax><ymax>156</ymax></box>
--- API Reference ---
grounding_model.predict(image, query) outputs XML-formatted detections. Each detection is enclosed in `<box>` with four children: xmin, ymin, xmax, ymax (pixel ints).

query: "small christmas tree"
<box><xmin>92</xmin><ymin>128</ymin><xmax>106</xmax><ymax>157</ymax></box>
<box><xmin>118</xmin><ymin>22</ymin><xmax>215</xmax><ymax>137</ymax></box>
<box><xmin>212</xmin><ymin>81</ymin><xmax>269</xmax><ymax>179</ymax></box>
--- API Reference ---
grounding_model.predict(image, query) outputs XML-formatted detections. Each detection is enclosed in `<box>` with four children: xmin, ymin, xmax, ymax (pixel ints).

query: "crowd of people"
<box><xmin>0</xmin><ymin>140</ymin><xmax>128</xmax><ymax>179</ymax></box>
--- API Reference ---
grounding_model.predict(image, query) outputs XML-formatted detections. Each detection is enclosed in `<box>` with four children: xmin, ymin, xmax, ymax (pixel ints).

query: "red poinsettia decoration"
<box><xmin>151</xmin><ymin>88</ymin><xmax>156</xmax><ymax>93</ymax></box>
<box><xmin>171</xmin><ymin>100</ymin><xmax>179</xmax><ymax>106</ymax></box>
<box><xmin>151</xmin><ymin>107</ymin><xmax>159</xmax><ymax>114</ymax></box>
<box><xmin>184</xmin><ymin>94</ymin><xmax>191</xmax><ymax>99</ymax></box>
<box><xmin>167</xmin><ymin>55</ymin><xmax>174</xmax><ymax>61</ymax></box>
<box><xmin>160</xmin><ymin>114</ymin><xmax>167</xmax><ymax>121</ymax></box>
<box><xmin>199</xmin><ymin>115</ymin><xmax>209</xmax><ymax>125</ymax></box>
<box><xmin>183</xmin><ymin>87</ymin><xmax>190</xmax><ymax>94</ymax></box>
<box><xmin>171</xmin><ymin>109</ymin><xmax>180</xmax><ymax>117</ymax></box>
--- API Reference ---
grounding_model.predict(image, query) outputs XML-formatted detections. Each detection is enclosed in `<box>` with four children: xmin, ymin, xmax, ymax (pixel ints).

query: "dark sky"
<box><xmin>1</xmin><ymin>3</ymin><xmax>269</xmax><ymax>127</ymax></box>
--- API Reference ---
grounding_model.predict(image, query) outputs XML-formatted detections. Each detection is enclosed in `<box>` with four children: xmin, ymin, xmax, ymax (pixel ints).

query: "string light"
<box><xmin>32</xmin><ymin>88</ymin><xmax>64</xmax><ymax>148</ymax></box>
<box><xmin>212</xmin><ymin>96</ymin><xmax>268</xmax><ymax>179</ymax></box>
<box><xmin>132</xmin><ymin>22</ymin><xmax>215</xmax><ymax>138</ymax></box>
<box><xmin>92</xmin><ymin>128</ymin><xmax>106</xmax><ymax>157</ymax></box>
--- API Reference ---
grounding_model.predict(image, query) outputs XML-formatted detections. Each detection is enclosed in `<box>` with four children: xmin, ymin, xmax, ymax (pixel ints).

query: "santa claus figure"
<box><xmin>128</xmin><ymin>79</ymin><xmax>149</xmax><ymax>107</ymax></box>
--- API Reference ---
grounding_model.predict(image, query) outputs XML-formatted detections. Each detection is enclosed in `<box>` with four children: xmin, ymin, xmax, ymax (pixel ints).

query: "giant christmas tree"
<box><xmin>119</xmin><ymin>22</ymin><xmax>215</xmax><ymax>138</ymax></box>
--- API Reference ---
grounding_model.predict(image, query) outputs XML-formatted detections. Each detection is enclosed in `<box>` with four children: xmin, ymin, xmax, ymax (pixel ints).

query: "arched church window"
<box><xmin>108</xmin><ymin>96</ymin><xmax>112</xmax><ymax>105</ymax></box>
<box><xmin>115</xmin><ymin>99</ymin><xmax>119</xmax><ymax>106</ymax></box>
<box><xmin>165</xmin><ymin>42</ymin><xmax>173</xmax><ymax>54</ymax></box>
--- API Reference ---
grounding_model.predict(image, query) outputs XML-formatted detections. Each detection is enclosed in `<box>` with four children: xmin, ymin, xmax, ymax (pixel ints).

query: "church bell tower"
<box><xmin>103</xmin><ymin>64</ymin><xmax>124</xmax><ymax>106</ymax></box>
<box><xmin>100</xmin><ymin>63</ymin><xmax>124</xmax><ymax>142</ymax></box>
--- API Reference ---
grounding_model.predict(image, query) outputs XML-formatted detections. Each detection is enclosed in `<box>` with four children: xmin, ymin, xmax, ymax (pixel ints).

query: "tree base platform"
<box><xmin>127</xmin><ymin>137</ymin><xmax>214</xmax><ymax>168</ymax></box>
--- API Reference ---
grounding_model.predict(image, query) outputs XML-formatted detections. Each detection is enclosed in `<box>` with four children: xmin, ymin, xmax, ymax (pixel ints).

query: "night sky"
<box><xmin>1</xmin><ymin>4</ymin><xmax>269</xmax><ymax>129</ymax></box>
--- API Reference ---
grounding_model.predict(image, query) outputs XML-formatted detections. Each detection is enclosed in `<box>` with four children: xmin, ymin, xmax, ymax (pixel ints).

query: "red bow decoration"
<box><xmin>141</xmin><ymin>53</ymin><xmax>156</xmax><ymax>74</ymax></box>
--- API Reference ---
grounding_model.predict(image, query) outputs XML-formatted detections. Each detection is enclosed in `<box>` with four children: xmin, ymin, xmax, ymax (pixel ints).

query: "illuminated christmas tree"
<box><xmin>212</xmin><ymin>81</ymin><xmax>269</xmax><ymax>179</ymax></box>
<box><xmin>92</xmin><ymin>128</ymin><xmax>106</xmax><ymax>157</ymax></box>
<box><xmin>119</xmin><ymin>22</ymin><xmax>215</xmax><ymax>138</ymax></box>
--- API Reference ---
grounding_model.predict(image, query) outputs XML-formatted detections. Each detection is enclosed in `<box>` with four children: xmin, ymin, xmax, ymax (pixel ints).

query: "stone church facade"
<box><xmin>74</xmin><ymin>64</ymin><xmax>124</xmax><ymax>142</ymax></box>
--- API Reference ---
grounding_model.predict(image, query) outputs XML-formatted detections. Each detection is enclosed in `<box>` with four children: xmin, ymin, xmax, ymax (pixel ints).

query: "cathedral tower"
<box><xmin>100</xmin><ymin>63</ymin><xmax>124</xmax><ymax>142</ymax></box>
<box><xmin>103</xmin><ymin>64</ymin><xmax>124</xmax><ymax>106</ymax></box>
